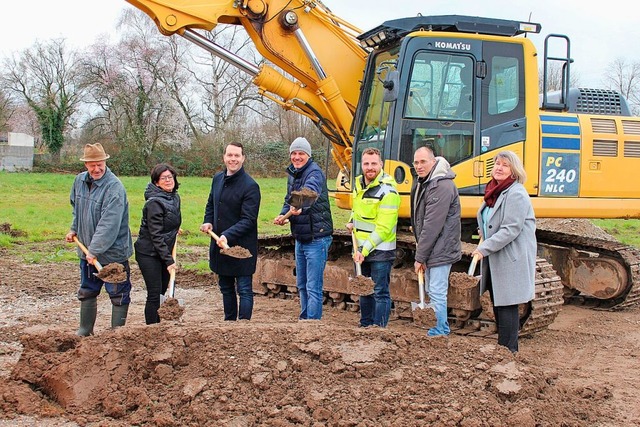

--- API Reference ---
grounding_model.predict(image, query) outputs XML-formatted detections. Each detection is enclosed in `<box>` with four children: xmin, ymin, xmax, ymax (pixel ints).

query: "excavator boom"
<box><xmin>126</xmin><ymin>0</ymin><xmax>367</xmax><ymax>177</ymax></box>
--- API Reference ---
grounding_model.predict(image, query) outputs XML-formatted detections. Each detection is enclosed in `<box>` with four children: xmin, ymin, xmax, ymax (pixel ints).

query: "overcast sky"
<box><xmin>2</xmin><ymin>0</ymin><xmax>638</xmax><ymax>88</ymax></box>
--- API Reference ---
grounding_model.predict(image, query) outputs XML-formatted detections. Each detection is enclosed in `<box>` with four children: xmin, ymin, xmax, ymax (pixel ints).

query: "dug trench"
<box><xmin>0</xmin><ymin>220</ymin><xmax>640</xmax><ymax>425</ymax></box>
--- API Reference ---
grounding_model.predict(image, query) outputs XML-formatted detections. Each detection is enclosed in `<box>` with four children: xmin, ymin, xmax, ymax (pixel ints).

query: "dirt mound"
<box><xmin>158</xmin><ymin>298</ymin><xmax>185</xmax><ymax>321</ymax></box>
<box><xmin>537</xmin><ymin>218</ymin><xmax>616</xmax><ymax>241</ymax></box>
<box><xmin>1</xmin><ymin>244</ymin><xmax>639</xmax><ymax>426</ymax></box>
<box><xmin>221</xmin><ymin>245</ymin><xmax>252</xmax><ymax>259</ymax></box>
<box><xmin>348</xmin><ymin>274</ymin><xmax>374</xmax><ymax>295</ymax></box>
<box><xmin>95</xmin><ymin>263</ymin><xmax>127</xmax><ymax>283</ymax></box>
<box><xmin>0</xmin><ymin>223</ymin><xmax>27</xmax><ymax>237</ymax></box>
<box><xmin>411</xmin><ymin>305</ymin><xmax>437</xmax><ymax>329</ymax></box>
<box><xmin>3</xmin><ymin>323</ymin><xmax>614</xmax><ymax>426</ymax></box>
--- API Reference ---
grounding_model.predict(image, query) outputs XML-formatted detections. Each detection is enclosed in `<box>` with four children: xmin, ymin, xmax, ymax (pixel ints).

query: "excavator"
<box><xmin>125</xmin><ymin>0</ymin><xmax>640</xmax><ymax>335</ymax></box>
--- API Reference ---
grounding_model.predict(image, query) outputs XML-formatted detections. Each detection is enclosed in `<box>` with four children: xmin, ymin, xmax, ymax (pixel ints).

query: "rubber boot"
<box><xmin>111</xmin><ymin>304</ymin><xmax>129</xmax><ymax>329</ymax></box>
<box><xmin>77</xmin><ymin>297</ymin><xmax>97</xmax><ymax>337</ymax></box>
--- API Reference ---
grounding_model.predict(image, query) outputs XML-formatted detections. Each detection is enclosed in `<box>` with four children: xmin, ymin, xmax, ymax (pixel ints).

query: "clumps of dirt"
<box><xmin>0</xmin><ymin>223</ymin><xmax>27</xmax><ymax>237</ymax></box>
<box><xmin>158</xmin><ymin>298</ymin><xmax>185</xmax><ymax>321</ymax></box>
<box><xmin>412</xmin><ymin>305</ymin><xmax>436</xmax><ymax>329</ymax></box>
<box><xmin>449</xmin><ymin>272</ymin><xmax>479</xmax><ymax>290</ymax></box>
<box><xmin>290</xmin><ymin>188</ymin><xmax>318</xmax><ymax>208</ymax></box>
<box><xmin>2</xmin><ymin>324</ymin><xmax>615</xmax><ymax>426</ymax></box>
<box><xmin>95</xmin><ymin>263</ymin><xmax>127</xmax><ymax>283</ymax></box>
<box><xmin>480</xmin><ymin>291</ymin><xmax>496</xmax><ymax>321</ymax></box>
<box><xmin>448</xmin><ymin>272</ymin><xmax>481</xmax><ymax>312</ymax></box>
<box><xmin>349</xmin><ymin>275</ymin><xmax>374</xmax><ymax>295</ymax></box>
<box><xmin>221</xmin><ymin>245</ymin><xmax>252</xmax><ymax>259</ymax></box>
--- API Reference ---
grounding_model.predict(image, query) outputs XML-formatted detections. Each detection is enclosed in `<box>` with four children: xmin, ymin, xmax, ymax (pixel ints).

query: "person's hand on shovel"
<box><xmin>414</xmin><ymin>261</ymin><xmax>426</xmax><ymax>274</ymax></box>
<box><xmin>470</xmin><ymin>249</ymin><xmax>484</xmax><ymax>261</ymax></box>
<box><xmin>273</xmin><ymin>206</ymin><xmax>301</xmax><ymax>225</ymax></box>
<box><xmin>67</xmin><ymin>232</ymin><xmax>100</xmax><ymax>266</ymax></box>
<box><xmin>215</xmin><ymin>235</ymin><xmax>229</xmax><ymax>250</ymax></box>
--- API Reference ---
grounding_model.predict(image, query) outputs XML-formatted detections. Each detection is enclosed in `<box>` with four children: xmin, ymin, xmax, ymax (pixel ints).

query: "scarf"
<box><xmin>483</xmin><ymin>176</ymin><xmax>515</xmax><ymax>207</ymax></box>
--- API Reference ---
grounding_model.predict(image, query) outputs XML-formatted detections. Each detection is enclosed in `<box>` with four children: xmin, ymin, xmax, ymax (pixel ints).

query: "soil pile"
<box><xmin>95</xmin><ymin>263</ymin><xmax>127</xmax><ymax>283</ymax></box>
<box><xmin>349</xmin><ymin>274</ymin><xmax>375</xmax><ymax>295</ymax></box>
<box><xmin>290</xmin><ymin>188</ymin><xmax>318</xmax><ymax>209</ymax></box>
<box><xmin>2</xmin><ymin>322</ymin><xmax>615</xmax><ymax>426</ymax></box>
<box><xmin>221</xmin><ymin>245</ymin><xmax>252</xmax><ymax>259</ymax></box>
<box><xmin>1</xmin><ymin>219</ymin><xmax>639</xmax><ymax>426</ymax></box>
<box><xmin>158</xmin><ymin>298</ymin><xmax>185</xmax><ymax>321</ymax></box>
<box><xmin>411</xmin><ymin>305</ymin><xmax>437</xmax><ymax>329</ymax></box>
<box><xmin>537</xmin><ymin>218</ymin><xmax>615</xmax><ymax>240</ymax></box>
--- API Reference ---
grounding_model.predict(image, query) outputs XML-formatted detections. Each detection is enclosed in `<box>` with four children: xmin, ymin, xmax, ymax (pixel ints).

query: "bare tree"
<box><xmin>2</xmin><ymin>39</ymin><xmax>83</xmax><ymax>162</ymax></box>
<box><xmin>603</xmin><ymin>58</ymin><xmax>640</xmax><ymax>115</ymax></box>
<box><xmin>0</xmin><ymin>87</ymin><xmax>14</xmax><ymax>133</ymax></box>
<box><xmin>79</xmin><ymin>10</ymin><xmax>187</xmax><ymax>162</ymax></box>
<box><xmin>189</xmin><ymin>25</ymin><xmax>270</xmax><ymax>135</ymax></box>
<box><xmin>539</xmin><ymin>62</ymin><xmax>580</xmax><ymax>93</ymax></box>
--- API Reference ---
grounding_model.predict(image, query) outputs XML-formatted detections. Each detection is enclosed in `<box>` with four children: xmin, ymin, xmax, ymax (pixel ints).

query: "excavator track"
<box><xmin>536</xmin><ymin>230</ymin><xmax>640</xmax><ymax>310</ymax></box>
<box><xmin>254</xmin><ymin>231</ymin><xmax>564</xmax><ymax>336</ymax></box>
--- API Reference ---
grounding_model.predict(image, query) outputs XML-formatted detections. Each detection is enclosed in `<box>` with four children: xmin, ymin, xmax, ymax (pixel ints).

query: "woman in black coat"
<box><xmin>200</xmin><ymin>143</ymin><xmax>261</xmax><ymax>320</ymax></box>
<box><xmin>134</xmin><ymin>164</ymin><xmax>182</xmax><ymax>324</ymax></box>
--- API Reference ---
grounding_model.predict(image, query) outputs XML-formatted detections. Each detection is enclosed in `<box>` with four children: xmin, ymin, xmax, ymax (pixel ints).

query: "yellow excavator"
<box><xmin>126</xmin><ymin>0</ymin><xmax>640</xmax><ymax>334</ymax></box>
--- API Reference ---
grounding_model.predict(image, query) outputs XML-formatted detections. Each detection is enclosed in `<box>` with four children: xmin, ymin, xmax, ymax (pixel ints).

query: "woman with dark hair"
<box><xmin>471</xmin><ymin>151</ymin><xmax>535</xmax><ymax>353</ymax></box>
<box><xmin>134</xmin><ymin>163</ymin><xmax>182</xmax><ymax>324</ymax></box>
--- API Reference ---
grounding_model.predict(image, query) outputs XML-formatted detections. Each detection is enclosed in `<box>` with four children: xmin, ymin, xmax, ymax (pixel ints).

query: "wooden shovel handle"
<box><xmin>72</xmin><ymin>236</ymin><xmax>103</xmax><ymax>270</ymax></box>
<box><xmin>206</xmin><ymin>230</ymin><xmax>230</xmax><ymax>250</ymax></box>
<box><xmin>171</xmin><ymin>236</ymin><xmax>177</xmax><ymax>261</ymax></box>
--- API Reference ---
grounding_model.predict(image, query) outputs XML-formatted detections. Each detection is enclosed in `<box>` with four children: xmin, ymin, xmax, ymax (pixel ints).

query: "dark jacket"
<box><xmin>204</xmin><ymin>167</ymin><xmax>261</xmax><ymax>276</ymax></box>
<box><xmin>134</xmin><ymin>183</ymin><xmax>182</xmax><ymax>266</ymax></box>
<box><xmin>411</xmin><ymin>157</ymin><xmax>462</xmax><ymax>267</ymax></box>
<box><xmin>279</xmin><ymin>159</ymin><xmax>333</xmax><ymax>243</ymax></box>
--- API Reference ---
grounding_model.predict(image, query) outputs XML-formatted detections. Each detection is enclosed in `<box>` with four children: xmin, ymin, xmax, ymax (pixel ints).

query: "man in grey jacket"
<box><xmin>65</xmin><ymin>143</ymin><xmax>133</xmax><ymax>336</ymax></box>
<box><xmin>411</xmin><ymin>146</ymin><xmax>461</xmax><ymax>336</ymax></box>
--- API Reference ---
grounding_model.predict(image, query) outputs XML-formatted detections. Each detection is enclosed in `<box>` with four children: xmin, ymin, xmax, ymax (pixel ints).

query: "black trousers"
<box><xmin>135</xmin><ymin>252</ymin><xmax>170</xmax><ymax>324</ymax></box>
<box><xmin>486</xmin><ymin>269</ymin><xmax>520</xmax><ymax>353</ymax></box>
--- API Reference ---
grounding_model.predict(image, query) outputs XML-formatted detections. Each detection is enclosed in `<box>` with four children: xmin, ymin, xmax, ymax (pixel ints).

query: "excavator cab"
<box><xmin>351</xmin><ymin>15</ymin><xmax>539</xmax><ymax>219</ymax></box>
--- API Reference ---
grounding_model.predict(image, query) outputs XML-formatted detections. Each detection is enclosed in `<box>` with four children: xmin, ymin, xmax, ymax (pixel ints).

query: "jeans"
<box><xmin>295</xmin><ymin>235</ymin><xmax>332</xmax><ymax>320</ymax></box>
<box><xmin>136</xmin><ymin>252</ymin><xmax>170</xmax><ymax>324</ymax></box>
<box><xmin>425</xmin><ymin>264</ymin><xmax>451</xmax><ymax>336</ymax></box>
<box><xmin>218</xmin><ymin>275</ymin><xmax>254</xmax><ymax>320</ymax></box>
<box><xmin>359</xmin><ymin>260</ymin><xmax>393</xmax><ymax>327</ymax></box>
<box><xmin>77</xmin><ymin>259</ymin><xmax>131</xmax><ymax>305</ymax></box>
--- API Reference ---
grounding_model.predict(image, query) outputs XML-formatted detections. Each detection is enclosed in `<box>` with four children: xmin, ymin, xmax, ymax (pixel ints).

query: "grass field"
<box><xmin>2</xmin><ymin>171</ymin><xmax>640</xmax><ymax>265</ymax></box>
<box><xmin>0</xmin><ymin>172</ymin><xmax>350</xmax><ymax>266</ymax></box>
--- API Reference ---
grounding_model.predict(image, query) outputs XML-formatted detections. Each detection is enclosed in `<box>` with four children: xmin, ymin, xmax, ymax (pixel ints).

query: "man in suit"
<box><xmin>201</xmin><ymin>142</ymin><xmax>261</xmax><ymax>320</ymax></box>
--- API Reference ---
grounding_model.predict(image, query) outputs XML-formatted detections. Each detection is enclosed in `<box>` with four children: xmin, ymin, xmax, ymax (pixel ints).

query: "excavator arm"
<box><xmin>125</xmin><ymin>0</ymin><xmax>368</xmax><ymax>177</ymax></box>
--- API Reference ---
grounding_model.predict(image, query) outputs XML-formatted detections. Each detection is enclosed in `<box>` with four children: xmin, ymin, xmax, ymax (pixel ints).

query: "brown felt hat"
<box><xmin>79</xmin><ymin>143</ymin><xmax>110</xmax><ymax>162</ymax></box>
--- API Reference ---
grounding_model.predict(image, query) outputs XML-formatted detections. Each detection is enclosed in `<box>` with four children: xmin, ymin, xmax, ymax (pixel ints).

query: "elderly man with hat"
<box><xmin>273</xmin><ymin>137</ymin><xmax>333</xmax><ymax>320</ymax></box>
<box><xmin>65</xmin><ymin>143</ymin><xmax>133</xmax><ymax>336</ymax></box>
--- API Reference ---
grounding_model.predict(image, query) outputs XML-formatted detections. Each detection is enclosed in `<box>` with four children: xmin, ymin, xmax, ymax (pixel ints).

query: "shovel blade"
<box><xmin>411</xmin><ymin>301</ymin><xmax>426</xmax><ymax>311</ymax></box>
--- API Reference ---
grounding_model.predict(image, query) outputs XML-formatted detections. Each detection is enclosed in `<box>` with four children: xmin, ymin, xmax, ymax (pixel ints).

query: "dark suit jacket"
<box><xmin>204</xmin><ymin>167</ymin><xmax>261</xmax><ymax>276</ymax></box>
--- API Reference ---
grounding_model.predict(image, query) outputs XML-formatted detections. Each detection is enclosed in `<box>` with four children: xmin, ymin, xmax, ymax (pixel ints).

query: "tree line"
<box><xmin>0</xmin><ymin>9</ymin><xmax>329</xmax><ymax>177</ymax></box>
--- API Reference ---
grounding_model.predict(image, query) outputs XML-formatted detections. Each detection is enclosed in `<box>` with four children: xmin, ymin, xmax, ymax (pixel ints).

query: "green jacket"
<box><xmin>350</xmin><ymin>171</ymin><xmax>400</xmax><ymax>260</ymax></box>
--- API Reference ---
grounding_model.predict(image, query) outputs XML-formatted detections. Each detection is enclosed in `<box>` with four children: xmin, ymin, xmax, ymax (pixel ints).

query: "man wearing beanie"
<box><xmin>274</xmin><ymin>137</ymin><xmax>333</xmax><ymax>320</ymax></box>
